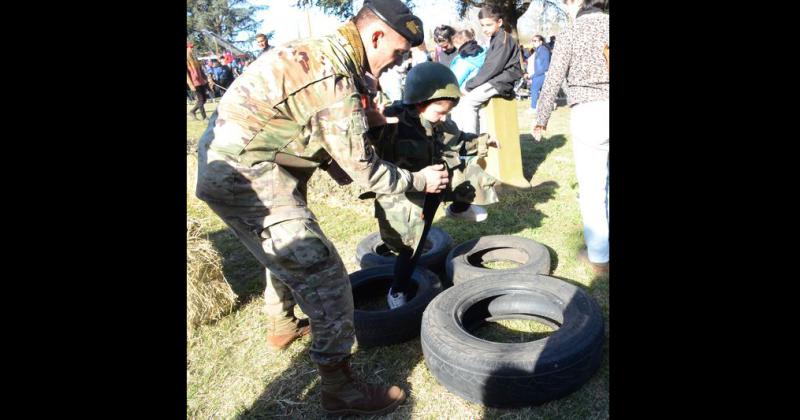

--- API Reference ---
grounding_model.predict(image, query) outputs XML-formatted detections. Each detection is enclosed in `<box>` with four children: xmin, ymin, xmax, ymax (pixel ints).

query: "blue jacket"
<box><xmin>532</xmin><ymin>45</ymin><xmax>551</xmax><ymax>78</ymax></box>
<box><xmin>210</xmin><ymin>65</ymin><xmax>233</xmax><ymax>86</ymax></box>
<box><xmin>450</xmin><ymin>41</ymin><xmax>487</xmax><ymax>89</ymax></box>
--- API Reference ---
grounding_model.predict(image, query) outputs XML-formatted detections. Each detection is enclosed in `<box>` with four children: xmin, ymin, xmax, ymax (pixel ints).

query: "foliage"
<box><xmin>295</xmin><ymin>0</ymin><xmax>415</xmax><ymax>20</ymax></box>
<box><xmin>187</xmin><ymin>0</ymin><xmax>268</xmax><ymax>54</ymax></box>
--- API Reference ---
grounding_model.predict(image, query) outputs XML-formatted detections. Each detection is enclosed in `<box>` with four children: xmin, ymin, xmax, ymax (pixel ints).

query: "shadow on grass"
<box><xmin>232</xmin><ymin>256</ymin><xmax>427</xmax><ymax>418</ymax></box>
<box><xmin>434</xmin><ymin>180</ymin><xmax>560</xmax><ymax>247</ymax></box>
<box><xmin>234</xmin><ymin>340</ymin><xmax>317</xmax><ymax>419</ymax></box>
<box><xmin>519</xmin><ymin>133</ymin><xmax>567</xmax><ymax>183</ymax></box>
<box><xmin>207</xmin><ymin>228</ymin><xmax>266</xmax><ymax>303</ymax></box>
<box><xmin>236</xmin><ymin>339</ymin><xmax>425</xmax><ymax>419</ymax></box>
<box><xmin>237</xmin><ymin>266</ymin><xmax>429</xmax><ymax>417</ymax></box>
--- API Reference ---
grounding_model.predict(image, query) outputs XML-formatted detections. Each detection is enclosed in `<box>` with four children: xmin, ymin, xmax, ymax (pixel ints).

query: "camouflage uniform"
<box><xmin>368</xmin><ymin>104</ymin><xmax>499</xmax><ymax>254</ymax></box>
<box><xmin>195</xmin><ymin>21</ymin><xmax>428</xmax><ymax>365</ymax></box>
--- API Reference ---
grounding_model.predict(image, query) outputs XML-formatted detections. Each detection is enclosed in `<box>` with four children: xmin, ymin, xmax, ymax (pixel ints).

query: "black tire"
<box><xmin>445</xmin><ymin>235</ymin><xmax>551</xmax><ymax>285</ymax></box>
<box><xmin>350</xmin><ymin>265</ymin><xmax>443</xmax><ymax>347</ymax></box>
<box><xmin>420</xmin><ymin>274</ymin><xmax>604</xmax><ymax>408</ymax></box>
<box><xmin>355</xmin><ymin>227</ymin><xmax>453</xmax><ymax>273</ymax></box>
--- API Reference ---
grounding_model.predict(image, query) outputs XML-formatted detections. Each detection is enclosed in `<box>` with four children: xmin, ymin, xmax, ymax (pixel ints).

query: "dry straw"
<box><xmin>187</xmin><ymin>217</ymin><xmax>237</xmax><ymax>336</ymax></box>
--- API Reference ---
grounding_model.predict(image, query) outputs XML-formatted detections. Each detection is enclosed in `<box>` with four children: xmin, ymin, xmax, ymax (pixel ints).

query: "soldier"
<box><xmin>255</xmin><ymin>33</ymin><xmax>273</xmax><ymax>58</ymax></box>
<box><xmin>194</xmin><ymin>0</ymin><xmax>448</xmax><ymax>416</ymax></box>
<box><xmin>367</xmin><ymin>61</ymin><xmax>500</xmax><ymax>308</ymax></box>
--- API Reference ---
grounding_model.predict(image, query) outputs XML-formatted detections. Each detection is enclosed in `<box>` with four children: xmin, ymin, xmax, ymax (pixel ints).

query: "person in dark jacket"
<box><xmin>209</xmin><ymin>58</ymin><xmax>234</xmax><ymax>98</ymax></box>
<box><xmin>216</xmin><ymin>56</ymin><xmax>235</xmax><ymax>87</ymax></box>
<box><xmin>450</xmin><ymin>4</ymin><xmax>523</xmax><ymax>134</ymax></box>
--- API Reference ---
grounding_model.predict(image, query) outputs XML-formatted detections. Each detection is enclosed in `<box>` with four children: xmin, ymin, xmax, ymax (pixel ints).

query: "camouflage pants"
<box><xmin>263</xmin><ymin>270</ymin><xmax>294</xmax><ymax>320</ymax></box>
<box><xmin>377</xmin><ymin>155</ymin><xmax>498</xmax><ymax>254</ymax></box>
<box><xmin>205</xmin><ymin>202</ymin><xmax>355</xmax><ymax>365</ymax></box>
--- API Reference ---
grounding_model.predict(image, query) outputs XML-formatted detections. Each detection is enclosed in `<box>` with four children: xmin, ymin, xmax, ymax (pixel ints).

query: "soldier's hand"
<box><xmin>418</xmin><ymin>164</ymin><xmax>449</xmax><ymax>193</ymax></box>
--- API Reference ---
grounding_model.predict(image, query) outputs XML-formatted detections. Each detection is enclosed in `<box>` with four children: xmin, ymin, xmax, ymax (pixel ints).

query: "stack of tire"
<box><xmin>350</xmin><ymin>231</ymin><xmax>605</xmax><ymax>408</ymax></box>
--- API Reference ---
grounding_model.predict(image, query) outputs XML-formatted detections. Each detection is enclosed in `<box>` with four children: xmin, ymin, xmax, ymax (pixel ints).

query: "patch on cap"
<box><xmin>406</xmin><ymin>20</ymin><xmax>420</xmax><ymax>35</ymax></box>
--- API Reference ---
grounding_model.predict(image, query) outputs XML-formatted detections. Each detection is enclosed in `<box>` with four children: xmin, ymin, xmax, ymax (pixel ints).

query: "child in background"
<box><xmin>449</xmin><ymin>29</ymin><xmax>487</xmax><ymax>90</ymax></box>
<box><xmin>450</xmin><ymin>4</ymin><xmax>523</xmax><ymax>134</ymax></box>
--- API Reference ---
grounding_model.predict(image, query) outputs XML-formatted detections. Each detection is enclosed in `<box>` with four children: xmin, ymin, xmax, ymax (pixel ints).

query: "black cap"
<box><xmin>363</xmin><ymin>0</ymin><xmax>424</xmax><ymax>47</ymax></box>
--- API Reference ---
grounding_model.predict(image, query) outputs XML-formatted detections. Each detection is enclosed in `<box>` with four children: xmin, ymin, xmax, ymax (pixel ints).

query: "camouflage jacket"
<box><xmin>195</xmin><ymin>21</ymin><xmax>427</xmax><ymax>224</ymax></box>
<box><xmin>367</xmin><ymin>103</ymin><xmax>498</xmax><ymax>250</ymax></box>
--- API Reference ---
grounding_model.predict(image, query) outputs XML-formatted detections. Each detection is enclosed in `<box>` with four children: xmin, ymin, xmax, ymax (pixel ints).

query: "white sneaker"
<box><xmin>387</xmin><ymin>288</ymin><xmax>408</xmax><ymax>309</ymax></box>
<box><xmin>445</xmin><ymin>204</ymin><xmax>488</xmax><ymax>222</ymax></box>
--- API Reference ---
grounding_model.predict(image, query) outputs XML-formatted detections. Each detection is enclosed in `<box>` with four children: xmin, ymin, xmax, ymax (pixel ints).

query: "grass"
<box><xmin>186</xmin><ymin>99</ymin><xmax>609</xmax><ymax>419</ymax></box>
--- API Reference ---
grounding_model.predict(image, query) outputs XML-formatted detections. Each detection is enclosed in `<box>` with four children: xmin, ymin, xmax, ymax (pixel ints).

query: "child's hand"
<box><xmin>364</xmin><ymin>102</ymin><xmax>399</xmax><ymax>127</ymax></box>
<box><xmin>374</xmin><ymin>100</ymin><xmax>399</xmax><ymax>124</ymax></box>
<box><xmin>487</xmin><ymin>134</ymin><xmax>501</xmax><ymax>149</ymax></box>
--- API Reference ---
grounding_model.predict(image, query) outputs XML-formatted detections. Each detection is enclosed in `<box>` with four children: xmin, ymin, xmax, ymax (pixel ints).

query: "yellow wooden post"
<box><xmin>479</xmin><ymin>97</ymin><xmax>530</xmax><ymax>189</ymax></box>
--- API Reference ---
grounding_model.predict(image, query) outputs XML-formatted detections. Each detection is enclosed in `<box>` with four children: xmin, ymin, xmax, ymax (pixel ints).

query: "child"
<box><xmin>450</xmin><ymin>4</ymin><xmax>524</xmax><ymax>134</ymax></box>
<box><xmin>449</xmin><ymin>29</ymin><xmax>487</xmax><ymax>90</ymax></box>
<box><xmin>368</xmin><ymin>62</ymin><xmax>500</xmax><ymax>308</ymax></box>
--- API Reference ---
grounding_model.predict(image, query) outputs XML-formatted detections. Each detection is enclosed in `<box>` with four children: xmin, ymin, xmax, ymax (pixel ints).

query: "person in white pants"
<box><xmin>570</xmin><ymin>100</ymin><xmax>609</xmax><ymax>266</ymax></box>
<box><xmin>451</xmin><ymin>83</ymin><xmax>499</xmax><ymax>135</ymax></box>
<box><xmin>531</xmin><ymin>0</ymin><xmax>609</xmax><ymax>272</ymax></box>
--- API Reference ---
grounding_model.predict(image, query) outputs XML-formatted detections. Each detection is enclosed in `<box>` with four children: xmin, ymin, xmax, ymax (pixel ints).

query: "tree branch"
<box><xmin>461</xmin><ymin>0</ymin><xmax>486</xmax><ymax>10</ymax></box>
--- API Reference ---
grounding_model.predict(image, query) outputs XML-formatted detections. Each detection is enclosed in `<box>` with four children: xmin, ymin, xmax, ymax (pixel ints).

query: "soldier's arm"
<box><xmin>315</xmin><ymin>93</ymin><xmax>427</xmax><ymax>194</ymax></box>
